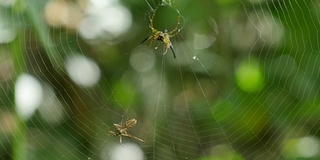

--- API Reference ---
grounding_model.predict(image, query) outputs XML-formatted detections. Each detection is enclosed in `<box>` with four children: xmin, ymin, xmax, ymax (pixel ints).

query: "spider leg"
<box><xmin>170</xmin><ymin>45</ymin><xmax>176</xmax><ymax>59</ymax></box>
<box><xmin>119</xmin><ymin>135</ymin><xmax>124</xmax><ymax>147</ymax></box>
<box><xmin>132</xmin><ymin>136</ymin><xmax>144</xmax><ymax>143</ymax></box>
<box><xmin>168</xmin><ymin>15</ymin><xmax>181</xmax><ymax>36</ymax></box>
<box><xmin>141</xmin><ymin>36</ymin><xmax>152</xmax><ymax>44</ymax></box>
<box><xmin>163</xmin><ymin>45</ymin><xmax>168</xmax><ymax>55</ymax></box>
<box><xmin>150</xmin><ymin>11</ymin><xmax>156</xmax><ymax>29</ymax></box>
<box><xmin>151</xmin><ymin>39</ymin><xmax>155</xmax><ymax>47</ymax></box>
<box><xmin>122</xmin><ymin>133</ymin><xmax>144</xmax><ymax>143</ymax></box>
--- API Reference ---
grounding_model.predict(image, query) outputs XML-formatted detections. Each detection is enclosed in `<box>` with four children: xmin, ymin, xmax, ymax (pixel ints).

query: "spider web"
<box><xmin>1</xmin><ymin>0</ymin><xmax>320</xmax><ymax>160</ymax></box>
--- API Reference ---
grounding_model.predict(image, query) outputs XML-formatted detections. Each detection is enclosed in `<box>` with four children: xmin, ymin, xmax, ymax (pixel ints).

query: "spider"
<box><xmin>108</xmin><ymin>118</ymin><xmax>144</xmax><ymax>146</ymax></box>
<box><xmin>141</xmin><ymin>10</ymin><xmax>181</xmax><ymax>59</ymax></box>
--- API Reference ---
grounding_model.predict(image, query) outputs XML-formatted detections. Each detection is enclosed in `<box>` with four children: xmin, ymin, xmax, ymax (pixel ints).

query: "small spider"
<box><xmin>141</xmin><ymin>10</ymin><xmax>181</xmax><ymax>59</ymax></box>
<box><xmin>108</xmin><ymin>118</ymin><xmax>144</xmax><ymax>145</ymax></box>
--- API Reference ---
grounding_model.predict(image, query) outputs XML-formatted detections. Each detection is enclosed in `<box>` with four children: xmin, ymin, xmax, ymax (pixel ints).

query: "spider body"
<box><xmin>108</xmin><ymin>119</ymin><xmax>144</xmax><ymax>146</ymax></box>
<box><xmin>141</xmin><ymin>10</ymin><xmax>181</xmax><ymax>59</ymax></box>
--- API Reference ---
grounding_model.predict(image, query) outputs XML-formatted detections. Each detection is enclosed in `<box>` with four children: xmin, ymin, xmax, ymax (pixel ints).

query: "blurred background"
<box><xmin>1</xmin><ymin>0</ymin><xmax>320</xmax><ymax>159</ymax></box>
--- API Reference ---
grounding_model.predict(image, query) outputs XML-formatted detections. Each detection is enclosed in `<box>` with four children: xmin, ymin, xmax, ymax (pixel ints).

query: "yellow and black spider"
<box><xmin>141</xmin><ymin>10</ymin><xmax>181</xmax><ymax>59</ymax></box>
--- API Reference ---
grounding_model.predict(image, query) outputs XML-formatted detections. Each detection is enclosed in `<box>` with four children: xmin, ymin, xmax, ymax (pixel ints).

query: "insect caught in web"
<box><xmin>140</xmin><ymin>9</ymin><xmax>182</xmax><ymax>59</ymax></box>
<box><xmin>108</xmin><ymin>118</ymin><xmax>144</xmax><ymax>145</ymax></box>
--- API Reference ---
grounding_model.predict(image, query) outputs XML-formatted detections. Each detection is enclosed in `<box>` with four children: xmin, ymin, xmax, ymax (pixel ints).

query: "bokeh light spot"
<box><xmin>282</xmin><ymin>136</ymin><xmax>320</xmax><ymax>159</ymax></box>
<box><xmin>0</xmin><ymin>0</ymin><xmax>16</xmax><ymax>7</ymax></box>
<box><xmin>38</xmin><ymin>85</ymin><xmax>65</xmax><ymax>124</ymax></box>
<box><xmin>65</xmin><ymin>54</ymin><xmax>101</xmax><ymax>87</ymax></box>
<box><xmin>193</xmin><ymin>33</ymin><xmax>216</xmax><ymax>50</ymax></box>
<box><xmin>108</xmin><ymin>143</ymin><xmax>144</xmax><ymax>160</ymax></box>
<box><xmin>297</xmin><ymin>136</ymin><xmax>320</xmax><ymax>158</ymax></box>
<box><xmin>130</xmin><ymin>47</ymin><xmax>155</xmax><ymax>73</ymax></box>
<box><xmin>0</xmin><ymin>15</ymin><xmax>16</xmax><ymax>44</ymax></box>
<box><xmin>15</xmin><ymin>74</ymin><xmax>43</xmax><ymax>120</ymax></box>
<box><xmin>44</xmin><ymin>0</ymin><xmax>83</xmax><ymax>29</ymax></box>
<box><xmin>79</xmin><ymin>1</ymin><xmax>132</xmax><ymax>41</ymax></box>
<box><xmin>235</xmin><ymin>58</ymin><xmax>264</xmax><ymax>93</ymax></box>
